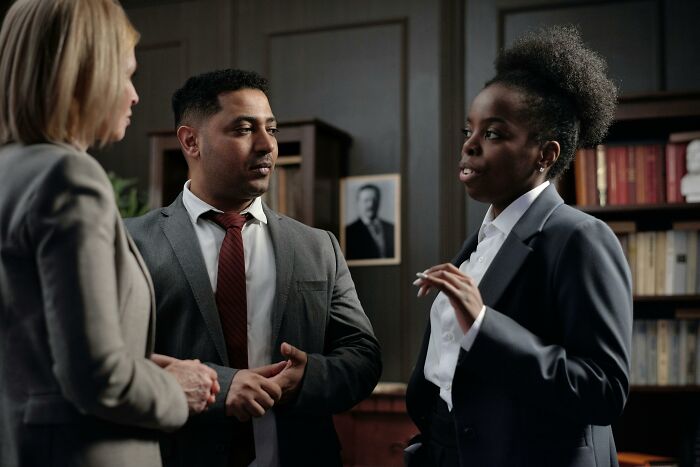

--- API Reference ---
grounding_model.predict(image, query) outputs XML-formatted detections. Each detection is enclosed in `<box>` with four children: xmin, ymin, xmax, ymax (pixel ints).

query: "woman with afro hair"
<box><xmin>407</xmin><ymin>25</ymin><xmax>632</xmax><ymax>467</ymax></box>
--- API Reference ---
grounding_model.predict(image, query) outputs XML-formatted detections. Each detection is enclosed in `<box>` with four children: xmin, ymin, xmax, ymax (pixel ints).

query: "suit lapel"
<box><xmin>477</xmin><ymin>184</ymin><xmax>563</xmax><ymax>310</ymax></box>
<box><xmin>161</xmin><ymin>195</ymin><xmax>229</xmax><ymax>365</ymax></box>
<box><xmin>264</xmin><ymin>205</ymin><xmax>294</xmax><ymax>351</ymax></box>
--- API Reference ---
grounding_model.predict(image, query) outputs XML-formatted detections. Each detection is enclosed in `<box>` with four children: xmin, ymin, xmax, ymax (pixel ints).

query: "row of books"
<box><xmin>630</xmin><ymin>319</ymin><xmax>699</xmax><ymax>386</ymax></box>
<box><xmin>616</xmin><ymin>228</ymin><xmax>700</xmax><ymax>296</ymax></box>
<box><xmin>573</xmin><ymin>140</ymin><xmax>689</xmax><ymax>207</ymax></box>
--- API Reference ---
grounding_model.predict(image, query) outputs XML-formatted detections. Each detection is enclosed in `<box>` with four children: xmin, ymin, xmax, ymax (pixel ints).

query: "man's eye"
<box><xmin>267</xmin><ymin>127</ymin><xmax>279</xmax><ymax>136</ymax></box>
<box><xmin>462</xmin><ymin>128</ymin><xmax>472</xmax><ymax>138</ymax></box>
<box><xmin>235</xmin><ymin>127</ymin><xmax>253</xmax><ymax>135</ymax></box>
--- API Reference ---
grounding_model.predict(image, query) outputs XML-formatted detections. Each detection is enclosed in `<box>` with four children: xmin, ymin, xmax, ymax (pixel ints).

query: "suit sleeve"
<box><xmin>462</xmin><ymin>218</ymin><xmax>632</xmax><ymax>425</ymax></box>
<box><xmin>285</xmin><ymin>232</ymin><xmax>382</xmax><ymax>415</ymax></box>
<box><xmin>29</xmin><ymin>155</ymin><xmax>188</xmax><ymax>431</ymax></box>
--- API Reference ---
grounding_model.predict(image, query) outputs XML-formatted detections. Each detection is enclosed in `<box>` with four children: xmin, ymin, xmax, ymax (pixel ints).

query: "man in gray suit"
<box><xmin>125</xmin><ymin>69</ymin><xmax>381</xmax><ymax>467</ymax></box>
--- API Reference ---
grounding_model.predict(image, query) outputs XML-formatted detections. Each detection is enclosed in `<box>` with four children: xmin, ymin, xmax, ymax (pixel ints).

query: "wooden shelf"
<box><xmin>616</xmin><ymin>91</ymin><xmax>700</xmax><ymax>121</ymax></box>
<box><xmin>575</xmin><ymin>202</ymin><xmax>700</xmax><ymax>230</ymax></box>
<box><xmin>630</xmin><ymin>385</ymin><xmax>700</xmax><ymax>393</ymax></box>
<box><xmin>632</xmin><ymin>295</ymin><xmax>700</xmax><ymax>319</ymax></box>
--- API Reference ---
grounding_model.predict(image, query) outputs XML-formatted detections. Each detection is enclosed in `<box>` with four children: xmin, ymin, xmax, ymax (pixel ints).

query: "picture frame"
<box><xmin>340</xmin><ymin>174</ymin><xmax>401</xmax><ymax>266</ymax></box>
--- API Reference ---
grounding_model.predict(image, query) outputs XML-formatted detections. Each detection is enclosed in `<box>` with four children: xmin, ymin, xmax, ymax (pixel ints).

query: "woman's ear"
<box><xmin>540</xmin><ymin>140</ymin><xmax>561</xmax><ymax>171</ymax></box>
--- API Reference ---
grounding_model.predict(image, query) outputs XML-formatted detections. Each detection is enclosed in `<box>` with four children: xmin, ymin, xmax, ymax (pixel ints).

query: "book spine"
<box><xmin>657</xmin><ymin>319</ymin><xmax>669</xmax><ymax>385</ymax></box>
<box><xmin>596</xmin><ymin>145</ymin><xmax>607</xmax><ymax>207</ymax></box>
<box><xmin>608</xmin><ymin>146</ymin><xmax>619</xmax><ymax>205</ymax></box>
<box><xmin>635</xmin><ymin>145</ymin><xmax>647</xmax><ymax>205</ymax></box>
<box><xmin>655</xmin><ymin>231</ymin><xmax>667</xmax><ymax>295</ymax></box>
<box><xmin>574</xmin><ymin>148</ymin><xmax>588</xmax><ymax>206</ymax></box>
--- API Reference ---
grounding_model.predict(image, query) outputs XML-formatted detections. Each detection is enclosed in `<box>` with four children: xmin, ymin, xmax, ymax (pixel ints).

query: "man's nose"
<box><xmin>255</xmin><ymin>129</ymin><xmax>276</xmax><ymax>153</ymax></box>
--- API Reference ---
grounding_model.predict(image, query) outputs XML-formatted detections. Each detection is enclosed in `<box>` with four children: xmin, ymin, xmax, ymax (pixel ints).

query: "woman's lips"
<box><xmin>459</xmin><ymin>166</ymin><xmax>478</xmax><ymax>183</ymax></box>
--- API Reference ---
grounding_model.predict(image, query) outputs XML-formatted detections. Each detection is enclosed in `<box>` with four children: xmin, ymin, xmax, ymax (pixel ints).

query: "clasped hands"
<box><xmin>151</xmin><ymin>353</ymin><xmax>220</xmax><ymax>414</ymax></box>
<box><xmin>225</xmin><ymin>341</ymin><xmax>307</xmax><ymax>422</ymax></box>
<box><xmin>413</xmin><ymin>263</ymin><xmax>484</xmax><ymax>334</ymax></box>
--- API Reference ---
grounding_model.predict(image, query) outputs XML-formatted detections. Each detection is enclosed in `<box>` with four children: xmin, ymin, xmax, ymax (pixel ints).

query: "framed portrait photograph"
<box><xmin>340</xmin><ymin>174</ymin><xmax>401</xmax><ymax>266</ymax></box>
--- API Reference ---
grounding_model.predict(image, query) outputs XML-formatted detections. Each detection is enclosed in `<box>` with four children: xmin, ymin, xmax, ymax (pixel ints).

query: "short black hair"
<box><xmin>487</xmin><ymin>25</ymin><xmax>618</xmax><ymax>179</ymax></box>
<box><xmin>171</xmin><ymin>69</ymin><xmax>269</xmax><ymax>128</ymax></box>
<box><xmin>357</xmin><ymin>183</ymin><xmax>381</xmax><ymax>202</ymax></box>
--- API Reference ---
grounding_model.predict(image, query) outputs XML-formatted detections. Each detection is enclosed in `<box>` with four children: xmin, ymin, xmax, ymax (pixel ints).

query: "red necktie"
<box><xmin>207</xmin><ymin>211</ymin><xmax>255</xmax><ymax>467</ymax></box>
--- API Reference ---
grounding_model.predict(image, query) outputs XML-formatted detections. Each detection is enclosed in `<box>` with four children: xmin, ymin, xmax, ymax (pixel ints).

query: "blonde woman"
<box><xmin>0</xmin><ymin>1</ymin><xmax>219</xmax><ymax>466</ymax></box>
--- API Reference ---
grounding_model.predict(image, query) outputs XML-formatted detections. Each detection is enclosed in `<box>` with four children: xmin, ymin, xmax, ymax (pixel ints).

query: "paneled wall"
<box><xmin>93</xmin><ymin>0</ymin><xmax>234</xmax><ymax>194</ymax></box>
<box><xmin>232</xmin><ymin>0</ymin><xmax>453</xmax><ymax>381</ymax></box>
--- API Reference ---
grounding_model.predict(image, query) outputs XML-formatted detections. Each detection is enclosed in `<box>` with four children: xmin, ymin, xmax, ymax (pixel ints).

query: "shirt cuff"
<box><xmin>460</xmin><ymin>305</ymin><xmax>486</xmax><ymax>351</ymax></box>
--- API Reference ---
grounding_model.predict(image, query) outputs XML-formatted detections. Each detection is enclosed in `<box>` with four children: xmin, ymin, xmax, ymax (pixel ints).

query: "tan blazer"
<box><xmin>0</xmin><ymin>143</ymin><xmax>188</xmax><ymax>467</ymax></box>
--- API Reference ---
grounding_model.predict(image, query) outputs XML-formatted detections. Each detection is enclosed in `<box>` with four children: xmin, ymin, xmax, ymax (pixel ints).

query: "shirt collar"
<box><xmin>182</xmin><ymin>180</ymin><xmax>268</xmax><ymax>225</ymax></box>
<box><xmin>478</xmin><ymin>180</ymin><xmax>550</xmax><ymax>242</ymax></box>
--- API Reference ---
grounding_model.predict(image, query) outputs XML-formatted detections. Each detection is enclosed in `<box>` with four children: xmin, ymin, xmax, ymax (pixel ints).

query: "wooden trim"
<box><xmin>439</xmin><ymin>0</ymin><xmax>466</xmax><ymax>262</ymax></box>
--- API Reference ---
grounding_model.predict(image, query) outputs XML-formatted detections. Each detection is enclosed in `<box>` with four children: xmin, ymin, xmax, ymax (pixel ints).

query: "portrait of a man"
<box><xmin>341</xmin><ymin>174</ymin><xmax>400</xmax><ymax>266</ymax></box>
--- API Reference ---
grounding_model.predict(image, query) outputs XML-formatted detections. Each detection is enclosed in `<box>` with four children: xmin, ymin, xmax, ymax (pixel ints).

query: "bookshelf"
<box><xmin>147</xmin><ymin>120</ymin><xmax>350</xmax><ymax>235</ymax></box>
<box><xmin>561</xmin><ymin>92</ymin><xmax>700</xmax><ymax>466</ymax></box>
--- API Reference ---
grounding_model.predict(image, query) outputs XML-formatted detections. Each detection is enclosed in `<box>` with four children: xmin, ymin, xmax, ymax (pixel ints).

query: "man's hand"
<box><xmin>271</xmin><ymin>342</ymin><xmax>308</xmax><ymax>405</ymax></box>
<box><xmin>226</xmin><ymin>361</ymin><xmax>287</xmax><ymax>421</ymax></box>
<box><xmin>153</xmin><ymin>355</ymin><xmax>220</xmax><ymax>414</ymax></box>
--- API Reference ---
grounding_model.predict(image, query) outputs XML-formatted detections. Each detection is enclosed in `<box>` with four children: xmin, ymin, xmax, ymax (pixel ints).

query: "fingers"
<box><xmin>251</xmin><ymin>360</ymin><xmax>288</xmax><ymax>378</ymax></box>
<box><xmin>227</xmin><ymin>370</ymin><xmax>283</xmax><ymax>420</ymax></box>
<box><xmin>260</xmin><ymin>377</ymin><xmax>283</xmax><ymax>402</ymax></box>
<box><xmin>150</xmin><ymin>353</ymin><xmax>177</xmax><ymax>367</ymax></box>
<box><xmin>164</xmin><ymin>359</ymin><xmax>219</xmax><ymax>414</ymax></box>
<box><xmin>280</xmin><ymin>342</ymin><xmax>308</xmax><ymax>365</ymax></box>
<box><xmin>413</xmin><ymin>264</ymin><xmax>472</xmax><ymax>297</ymax></box>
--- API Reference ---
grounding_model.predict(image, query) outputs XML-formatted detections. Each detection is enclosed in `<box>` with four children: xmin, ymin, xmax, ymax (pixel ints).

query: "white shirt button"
<box><xmin>444</xmin><ymin>333</ymin><xmax>454</xmax><ymax>342</ymax></box>
<box><xmin>446</xmin><ymin>383</ymin><xmax>452</xmax><ymax>391</ymax></box>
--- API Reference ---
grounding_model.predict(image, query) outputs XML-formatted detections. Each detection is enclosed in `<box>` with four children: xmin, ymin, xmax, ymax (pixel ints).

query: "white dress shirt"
<box><xmin>183</xmin><ymin>181</ymin><xmax>279</xmax><ymax>467</ymax></box>
<box><xmin>424</xmin><ymin>181</ymin><xmax>550</xmax><ymax>410</ymax></box>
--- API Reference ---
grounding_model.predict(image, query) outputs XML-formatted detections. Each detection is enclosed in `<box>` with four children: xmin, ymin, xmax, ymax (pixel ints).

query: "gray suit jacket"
<box><xmin>125</xmin><ymin>194</ymin><xmax>382</xmax><ymax>467</ymax></box>
<box><xmin>406</xmin><ymin>185</ymin><xmax>632</xmax><ymax>467</ymax></box>
<box><xmin>0</xmin><ymin>143</ymin><xmax>188</xmax><ymax>467</ymax></box>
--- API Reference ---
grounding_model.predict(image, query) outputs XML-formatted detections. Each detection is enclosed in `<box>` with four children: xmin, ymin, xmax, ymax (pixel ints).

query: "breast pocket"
<box><xmin>293</xmin><ymin>280</ymin><xmax>329</xmax><ymax>351</ymax></box>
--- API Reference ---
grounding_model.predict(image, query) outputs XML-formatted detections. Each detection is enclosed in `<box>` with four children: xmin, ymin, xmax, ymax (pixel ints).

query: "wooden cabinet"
<box><xmin>334</xmin><ymin>384</ymin><xmax>417</xmax><ymax>467</ymax></box>
<box><xmin>147</xmin><ymin>120</ymin><xmax>350</xmax><ymax>235</ymax></box>
<box><xmin>560</xmin><ymin>92</ymin><xmax>700</xmax><ymax>465</ymax></box>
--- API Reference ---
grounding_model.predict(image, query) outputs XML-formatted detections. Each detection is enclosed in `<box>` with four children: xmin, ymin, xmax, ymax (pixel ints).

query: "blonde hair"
<box><xmin>0</xmin><ymin>0</ymin><xmax>139</xmax><ymax>147</ymax></box>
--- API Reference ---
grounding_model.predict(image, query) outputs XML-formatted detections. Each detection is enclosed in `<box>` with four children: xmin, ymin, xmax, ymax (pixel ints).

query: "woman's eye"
<box><xmin>484</xmin><ymin>129</ymin><xmax>500</xmax><ymax>139</ymax></box>
<box><xmin>462</xmin><ymin>128</ymin><xmax>472</xmax><ymax>138</ymax></box>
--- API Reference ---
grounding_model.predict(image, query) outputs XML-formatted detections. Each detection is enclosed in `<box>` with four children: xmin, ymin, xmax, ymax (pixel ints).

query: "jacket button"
<box><xmin>463</xmin><ymin>426</ymin><xmax>476</xmax><ymax>439</ymax></box>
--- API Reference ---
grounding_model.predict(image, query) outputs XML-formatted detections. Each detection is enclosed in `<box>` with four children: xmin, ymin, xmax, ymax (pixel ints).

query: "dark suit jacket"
<box><xmin>345</xmin><ymin>218</ymin><xmax>395</xmax><ymax>259</ymax></box>
<box><xmin>406</xmin><ymin>185</ymin><xmax>632</xmax><ymax>467</ymax></box>
<box><xmin>125</xmin><ymin>194</ymin><xmax>382</xmax><ymax>467</ymax></box>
